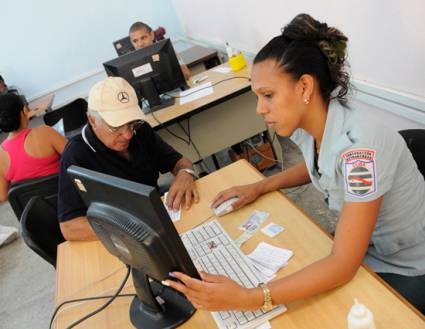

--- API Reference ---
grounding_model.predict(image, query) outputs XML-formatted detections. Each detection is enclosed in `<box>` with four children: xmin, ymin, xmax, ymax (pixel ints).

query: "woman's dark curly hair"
<box><xmin>254</xmin><ymin>13</ymin><xmax>350</xmax><ymax>106</ymax></box>
<box><xmin>0</xmin><ymin>93</ymin><xmax>25</xmax><ymax>133</ymax></box>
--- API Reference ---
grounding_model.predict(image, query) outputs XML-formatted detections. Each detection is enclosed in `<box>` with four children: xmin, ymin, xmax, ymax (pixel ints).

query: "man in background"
<box><xmin>129</xmin><ymin>21</ymin><xmax>191</xmax><ymax>80</ymax></box>
<box><xmin>0</xmin><ymin>75</ymin><xmax>9</xmax><ymax>95</ymax></box>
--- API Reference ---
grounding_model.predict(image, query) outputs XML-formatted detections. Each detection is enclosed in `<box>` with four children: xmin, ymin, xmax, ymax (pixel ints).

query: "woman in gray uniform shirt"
<box><xmin>163</xmin><ymin>14</ymin><xmax>425</xmax><ymax>314</ymax></box>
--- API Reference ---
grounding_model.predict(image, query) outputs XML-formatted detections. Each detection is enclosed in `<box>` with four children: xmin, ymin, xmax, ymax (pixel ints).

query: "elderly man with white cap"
<box><xmin>58</xmin><ymin>77</ymin><xmax>198</xmax><ymax>241</ymax></box>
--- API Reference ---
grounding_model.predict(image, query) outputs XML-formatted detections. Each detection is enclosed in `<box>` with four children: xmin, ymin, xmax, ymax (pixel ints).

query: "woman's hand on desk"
<box><xmin>211</xmin><ymin>183</ymin><xmax>262</xmax><ymax>211</ymax></box>
<box><xmin>162</xmin><ymin>271</ymin><xmax>260</xmax><ymax>311</ymax></box>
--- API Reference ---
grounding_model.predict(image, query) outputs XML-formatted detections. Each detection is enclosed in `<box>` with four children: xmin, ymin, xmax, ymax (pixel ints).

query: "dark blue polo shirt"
<box><xmin>58</xmin><ymin>122</ymin><xmax>182</xmax><ymax>222</ymax></box>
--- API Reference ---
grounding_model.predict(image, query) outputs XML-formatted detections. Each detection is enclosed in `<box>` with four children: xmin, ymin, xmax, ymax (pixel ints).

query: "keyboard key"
<box><xmin>206</xmin><ymin>225</ymin><xmax>216</xmax><ymax>238</ymax></box>
<box><xmin>200</xmin><ymin>228</ymin><xmax>210</xmax><ymax>240</ymax></box>
<box><xmin>245</xmin><ymin>311</ymin><xmax>255</xmax><ymax>321</ymax></box>
<box><xmin>226</xmin><ymin>322</ymin><xmax>238</xmax><ymax>329</ymax></box>
<box><xmin>254</xmin><ymin>309</ymin><xmax>264</xmax><ymax>317</ymax></box>
<box><xmin>219</xmin><ymin>311</ymin><xmax>231</xmax><ymax>320</ymax></box>
<box><xmin>195</xmin><ymin>246</ymin><xmax>205</xmax><ymax>257</ymax></box>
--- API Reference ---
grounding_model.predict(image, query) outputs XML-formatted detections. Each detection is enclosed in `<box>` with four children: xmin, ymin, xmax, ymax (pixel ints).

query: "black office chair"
<box><xmin>43</xmin><ymin>98</ymin><xmax>88</xmax><ymax>133</ymax></box>
<box><xmin>8</xmin><ymin>174</ymin><xmax>59</xmax><ymax>221</ymax></box>
<box><xmin>154</xmin><ymin>26</ymin><xmax>166</xmax><ymax>41</ymax></box>
<box><xmin>399</xmin><ymin>129</ymin><xmax>425</xmax><ymax>179</ymax></box>
<box><xmin>20</xmin><ymin>196</ymin><xmax>65</xmax><ymax>267</ymax></box>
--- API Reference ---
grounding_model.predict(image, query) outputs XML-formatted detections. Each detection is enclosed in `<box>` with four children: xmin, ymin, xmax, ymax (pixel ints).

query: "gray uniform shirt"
<box><xmin>291</xmin><ymin>100</ymin><xmax>425</xmax><ymax>275</ymax></box>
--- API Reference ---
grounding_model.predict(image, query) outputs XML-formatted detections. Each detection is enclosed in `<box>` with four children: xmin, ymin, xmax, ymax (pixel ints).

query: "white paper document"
<box><xmin>179</xmin><ymin>82</ymin><xmax>213</xmax><ymax>105</ymax></box>
<box><xmin>211</xmin><ymin>66</ymin><xmax>232</xmax><ymax>74</ymax></box>
<box><xmin>163</xmin><ymin>192</ymin><xmax>181</xmax><ymax>222</ymax></box>
<box><xmin>247</xmin><ymin>242</ymin><xmax>294</xmax><ymax>282</ymax></box>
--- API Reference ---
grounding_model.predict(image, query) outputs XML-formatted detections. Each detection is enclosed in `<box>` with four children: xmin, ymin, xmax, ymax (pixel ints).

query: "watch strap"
<box><xmin>258</xmin><ymin>282</ymin><xmax>274</xmax><ymax>312</ymax></box>
<box><xmin>178</xmin><ymin>168</ymin><xmax>198</xmax><ymax>179</ymax></box>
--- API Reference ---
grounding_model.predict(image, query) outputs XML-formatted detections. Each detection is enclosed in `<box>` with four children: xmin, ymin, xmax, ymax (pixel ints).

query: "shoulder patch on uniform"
<box><xmin>342</xmin><ymin>148</ymin><xmax>377</xmax><ymax>197</ymax></box>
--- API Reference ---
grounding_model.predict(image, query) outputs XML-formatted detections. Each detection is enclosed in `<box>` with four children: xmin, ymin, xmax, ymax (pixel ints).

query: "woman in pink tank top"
<box><xmin>0</xmin><ymin>93</ymin><xmax>68</xmax><ymax>201</ymax></box>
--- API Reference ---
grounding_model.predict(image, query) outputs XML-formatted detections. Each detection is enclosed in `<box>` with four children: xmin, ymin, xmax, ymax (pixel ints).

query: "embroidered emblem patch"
<box><xmin>342</xmin><ymin>149</ymin><xmax>377</xmax><ymax>197</ymax></box>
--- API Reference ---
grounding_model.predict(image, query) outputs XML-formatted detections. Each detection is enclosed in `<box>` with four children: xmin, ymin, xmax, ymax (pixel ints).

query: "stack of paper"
<box><xmin>247</xmin><ymin>242</ymin><xmax>294</xmax><ymax>282</ymax></box>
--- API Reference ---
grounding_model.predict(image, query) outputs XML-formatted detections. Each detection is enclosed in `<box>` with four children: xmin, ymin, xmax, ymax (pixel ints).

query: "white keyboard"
<box><xmin>180</xmin><ymin>220</ymin><xmax>286</xmax><ymax>329</ymax></box>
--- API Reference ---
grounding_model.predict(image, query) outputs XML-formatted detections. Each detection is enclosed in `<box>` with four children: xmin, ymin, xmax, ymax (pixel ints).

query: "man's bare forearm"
<box><xmin>59</xmin><ymin>216</ymin><xmax>98</xmax><ymax>241</ymax></box>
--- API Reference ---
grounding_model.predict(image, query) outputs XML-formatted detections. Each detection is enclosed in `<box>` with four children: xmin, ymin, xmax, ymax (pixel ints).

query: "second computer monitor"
<box><xmin>112</xmin><ymin>36</ymin><xmax>134</xmax><ymax>56</ymax></box>
<box><xmin>103</xmin><ymin>38</ymin><xmax>188</xmax><ymax>114</ymax></box>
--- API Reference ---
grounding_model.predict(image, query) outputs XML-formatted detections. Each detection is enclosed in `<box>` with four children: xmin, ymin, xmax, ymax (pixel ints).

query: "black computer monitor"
<box><xmin>103</xmin><ymin>38</ymin><xmax>188</xmax><ymax>114</ymax></box>
<box><xmin>112</xmin><ymin>36</ymin><xmax>134</xmax><ymax>56</ymax></box>
<box><xmin>67</xmin><ymin>165</ymin><xmax>199</xmax><ymax>329</ymax></box>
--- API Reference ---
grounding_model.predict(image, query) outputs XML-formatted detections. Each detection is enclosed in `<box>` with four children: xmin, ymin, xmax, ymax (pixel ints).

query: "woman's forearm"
<box><xmin>257</xmin><ymin>161</ymin><xmax>311</xmax><ymax>195</ymax></box>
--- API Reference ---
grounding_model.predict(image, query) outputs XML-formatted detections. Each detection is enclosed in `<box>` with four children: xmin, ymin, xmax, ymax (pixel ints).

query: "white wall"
<box><xmin>0</xmin><ymin>0</ymin><xmax>183</xmax><ymax>104</ymax></box>
<box><xmin>172</xmin><ymin>0</ymin><xmax>425</xmax><ymax>128</ymax></box>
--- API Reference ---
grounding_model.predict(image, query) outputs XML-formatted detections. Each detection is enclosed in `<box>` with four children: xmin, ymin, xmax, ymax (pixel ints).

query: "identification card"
<box><xmin>261</xmin><ymin>223</ymin><xmax>284</xmax><ymax>238</ymax></box>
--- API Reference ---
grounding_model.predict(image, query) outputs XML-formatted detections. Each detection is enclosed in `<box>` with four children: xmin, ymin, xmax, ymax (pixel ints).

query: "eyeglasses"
<box><xmin>103</xmin><ymin>120</ymin><xmax>144</xmax><ymax>135</ymax></box>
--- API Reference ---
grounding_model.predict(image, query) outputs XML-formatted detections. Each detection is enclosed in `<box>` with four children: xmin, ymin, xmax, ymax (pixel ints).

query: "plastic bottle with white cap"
<box><xmin>347</xmin><ymin>298</ymin><xmax>376</xmax><ymax>329</ymax></box>
<box><xmin>225</xmin><ymin>42</ymin><xmax>234</xmax><ymax>59</ymax></box>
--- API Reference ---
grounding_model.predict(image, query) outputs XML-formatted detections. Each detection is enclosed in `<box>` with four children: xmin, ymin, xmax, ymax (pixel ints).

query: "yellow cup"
<box><xmin>229</xmin><ymin>53</ymin><xmax>247</xmax><ymax>72</ymax></box>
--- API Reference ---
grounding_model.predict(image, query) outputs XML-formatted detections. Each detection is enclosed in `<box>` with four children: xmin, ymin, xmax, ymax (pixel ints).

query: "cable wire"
<box><xmin>177</xmin><ymin>119</ymin><xmax>203</xmax><ymax>162</ymax></box>
<box><xmin>53</xmin><ymin>265</ymin><xmax>127</xmax><ymax>308</ymax></box>
<box><xmin>148</xmin><ymin>76</ymin><xmax>252</xmax><ymax>172</ymax></box>
<box><xmin>49</xmin><ymin>292</ymin><xmax>135</xmax><ymax>329</ymax></box>
<box><xmin>141</xmin><ymin>98</ymin><xmax>190</xmax><ymax>145</ymax></box>
<box><xmin>64</xmin><ymin>265</ymin><xmax>131</xmax><ymax>329</ymax></box>
<box><xmin>243</xmin><ymin>140</ymin><xmax>283</xmax><ymax>165</ymax></box>
<box><xmin>150</xmin><ymin>111</ymin><xmax>191</xmax><ymax>145</ymax></box>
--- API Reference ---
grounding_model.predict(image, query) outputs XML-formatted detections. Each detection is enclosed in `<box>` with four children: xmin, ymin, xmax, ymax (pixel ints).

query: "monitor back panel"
<box><xmin>113</xmin><ymin>36</ymin><xmax>134</xmax><ymax>56</ymax></box>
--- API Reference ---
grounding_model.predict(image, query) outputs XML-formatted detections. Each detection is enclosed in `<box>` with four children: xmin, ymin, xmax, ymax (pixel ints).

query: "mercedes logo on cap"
<box><xmin>117</xmin><ymin>91</ymin><xmax>130</xmax><ymax>103</ymax></box>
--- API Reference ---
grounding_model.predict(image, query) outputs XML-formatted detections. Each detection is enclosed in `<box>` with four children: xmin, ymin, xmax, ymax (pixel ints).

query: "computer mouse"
<box><xmin>211</xmin><ymin>197</ymin><xmax>239</xmax><ymax>217</ymax></box>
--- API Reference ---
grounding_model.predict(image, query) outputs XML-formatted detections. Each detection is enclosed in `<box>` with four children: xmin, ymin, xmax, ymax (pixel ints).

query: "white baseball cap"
<box><xmin>88</xmin><ymin>77</ymin><xmax>145</xmax><ymax>127</ymax></box>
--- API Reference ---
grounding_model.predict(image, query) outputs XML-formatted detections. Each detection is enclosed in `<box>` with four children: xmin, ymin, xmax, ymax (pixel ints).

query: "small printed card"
<box><xmin>235</xmin><ymin>210</ymin><xmax>269</xmax><ymax>247</ymax></box>
<box><xmin>261</xmin><ymin>222</ymin><xmax>284</xmax><ymax>238</ymax></box>
<box><xmin>238</xmin><ymin>210</ymin><xmax>269</xmax><ymax>231</ymax></box>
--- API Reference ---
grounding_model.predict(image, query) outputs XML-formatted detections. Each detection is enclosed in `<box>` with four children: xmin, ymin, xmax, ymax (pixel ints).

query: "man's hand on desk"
<box><xmin>166</xmin><ymin>171</ymin><xmax>199</xmax><ymax>211</ymax></box>
<box><xmin>163</xmin><ymin>271</ymin><xmax>260</xmax><ymax>311</ymax></box>
<box><xmin>211</xmin><ymin>183</ymin><xmax>262</xmax><ymax>211</ymax></box>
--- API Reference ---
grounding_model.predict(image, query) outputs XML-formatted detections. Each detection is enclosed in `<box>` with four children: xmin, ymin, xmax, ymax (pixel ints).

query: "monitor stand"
<box><xmin>138</xmin><ymin>78</ymin><xmax>176</xmax><ymax>114</ymax></box>
<box><xmin>129</xmin><ymin>268</ymin><xmax>196</xmax><ymax>329</ymax></box>
<box><xmin>140</xmin><ymin>95</ymin><xmax>175</xmax><ymax>115</ymax></box>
